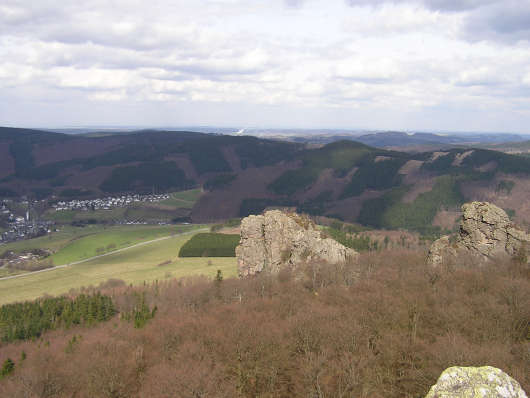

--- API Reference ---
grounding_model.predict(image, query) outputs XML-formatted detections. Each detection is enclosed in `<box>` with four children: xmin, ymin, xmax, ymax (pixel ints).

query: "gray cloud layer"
<box><xmin>1</xmin><ymin>0</ymin><xmax>530</xmax><ymax>132</ymax></box>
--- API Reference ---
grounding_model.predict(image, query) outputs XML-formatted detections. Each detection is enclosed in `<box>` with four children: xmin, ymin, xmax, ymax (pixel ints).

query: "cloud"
<box><xmin>342</xmin><ymin>3</ymin><xmax>453</xmax><ymax>36</ymax></box>
<box><xmin>452</xmin><ymin>66</ymin><xmax>506</xmax><ymax>87</ymax></box>
<box><xmin>0</xmin><ymin>0</ymin><xmax>530</xmax><ymax>132</ymax></box>
<box><xmin>462</xmin><ymin>1</ymin><xmax>530</xmax><ymax>44</ymax></box>
<box><xmin>345</xmin><ymin>0</ymin><xmax>530</xmax><ymax>44</ymax></box>
<box><xmin>284</xmin><ymin>0</ymin><xmax>307</xmax><ymax>8</ymax></box>
<box><xmin>345</xmin><ymin>0</ymin><xmax>497</xmax><ymax>12</ymax></box>
<box><xmin>418</xmin><ymin>0</ymin><xmax>497</xmax><ymax>12</ymax></box>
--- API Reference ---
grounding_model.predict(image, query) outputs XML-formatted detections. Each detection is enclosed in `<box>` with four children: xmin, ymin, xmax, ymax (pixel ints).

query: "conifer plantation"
<box><xmin>0</xmin><ymin>250</ymin><xmax>528</xmax><ymax>397</ymax></box>
<box><xmin>0</xmin><ymin>294</ymin><xmax>115</xmax><ymax>343</ymax></box>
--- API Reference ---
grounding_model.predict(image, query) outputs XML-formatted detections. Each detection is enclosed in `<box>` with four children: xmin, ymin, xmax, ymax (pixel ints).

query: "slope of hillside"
<box><xmin>0</xmin><ymin>127</ymin><xmax>302</xmax><ymax>197</ymax></box>
<box><xmin>195</xmin><ymin>143</ymin><xmax>530</xmax><ymax>234</ymax></box>
<box><xmin>0</xmin><ymin>251</ymin><xmax>528</xmax><ymax>397</ymax></box>
<box><xmin>1</xmin><ymin>127</ymin><xmax>529</xmax><ymax>235</ymax></box>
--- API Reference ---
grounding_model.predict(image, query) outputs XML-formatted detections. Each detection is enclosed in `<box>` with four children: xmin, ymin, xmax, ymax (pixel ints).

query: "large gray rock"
<box><xmin>427</xmin><ymin>202</ymin><xmax>529</xmax><ymax>266</ymax></box>
<box><xmin>425</xmin><ymin>366</ymin><xmax>527</xmax><ymax>398</ymax></box>
<box><xmin>236</xmin><ymin>210</ymin><xmax>359</xmax><ymax>277</ymax></box>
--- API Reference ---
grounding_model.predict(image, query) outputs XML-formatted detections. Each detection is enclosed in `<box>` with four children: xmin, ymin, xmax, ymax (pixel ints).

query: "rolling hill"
<box><xmin>264</xmin><ymin>130</ymin><xmax>530</xmax><ymax>150</ymax></box>
<box><xmin>0</xmin><ymin>126</ymin><xmax>301</xmax><ymax>196</ymax></box>
<box><xmin>1</xmin><ymin>127</ymin><xmax>529</xmax><ymax>235</ymax></box>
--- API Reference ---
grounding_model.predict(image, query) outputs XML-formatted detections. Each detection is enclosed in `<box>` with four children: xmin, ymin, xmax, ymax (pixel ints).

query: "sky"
<box><xmin>1</xmin><ymin>0</ymin><xmax>530</xmax><ymax>133</ymax></box>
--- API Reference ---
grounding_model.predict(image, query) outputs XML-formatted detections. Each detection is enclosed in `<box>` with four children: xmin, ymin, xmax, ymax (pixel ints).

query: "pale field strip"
<box><xmin>0</xmin><ymin>228</ymin><xmax>208</xmax><ymax>282</ymax></box>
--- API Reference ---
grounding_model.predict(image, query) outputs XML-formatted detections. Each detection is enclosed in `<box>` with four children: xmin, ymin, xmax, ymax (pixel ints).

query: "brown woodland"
<box><xmin>0</xmin><ymin>249</ymin><xmax>529</xmax><ymax>397</ymax></box>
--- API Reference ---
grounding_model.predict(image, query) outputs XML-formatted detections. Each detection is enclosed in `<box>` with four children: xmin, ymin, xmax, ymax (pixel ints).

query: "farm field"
<box><xmin>159</xmin><ymin>189</ymin><xmax>202</xmax><ymax>208</ymax></box>
<box><xmin>0</xmin><ymin>230</ymin><xmax>237</xmax><ymax>305</ymax></box>
<box><xmin>0</xmin><ymin>225</ymin><xmax>110</xmax><ymax>254</ymax></box>
<box><xmin>0</xmin><ymin>224</ymin><xmax>200</xmax><ymax>264</ymax></box>
<box><xmin>50</xmin><ymin>224</ymin><xmax>201</xmax><ymax>265</ymax></box>
<box><xmin>42</xmin><ymin>207</ymin><xmax>127</xmax><ymax>223</ymax></box>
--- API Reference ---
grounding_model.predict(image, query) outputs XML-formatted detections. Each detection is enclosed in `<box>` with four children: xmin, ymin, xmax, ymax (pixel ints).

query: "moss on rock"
<box><xmin>425</xmin><ymin>366</ymin><xmax>527</xmax><ymax>398</ymax></box>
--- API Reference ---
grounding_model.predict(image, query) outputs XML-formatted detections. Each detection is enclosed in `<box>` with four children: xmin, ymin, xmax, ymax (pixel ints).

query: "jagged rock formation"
<box><xmin>425</xmin><ymin>366</ymin><xmax>527</xmax><ymax>398</ymax></box>
<box><xmin>427</xmin><ymin>202</ymin><xmax>530</xmax><ymax>266</ymax></box>
<box><xmin>236</xmin><ymin>210</ymin><xmax>359</xmax><ymax>277</ymax></box>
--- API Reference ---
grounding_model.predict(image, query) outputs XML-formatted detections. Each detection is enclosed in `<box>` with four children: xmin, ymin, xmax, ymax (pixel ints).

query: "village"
<box><xmin>0</xmin><ymin>201</ymin><xmax>53</xmax><ymax>244</ymax></box>
<box><xmin>52</xmin><ymin>193</ymin><xmax>170</xmax><ymax>212</ymax></box>
<box><xmin>0</xmin><ymin>193</ymin><xmax>174</xmax><ymax>245</ymax></box>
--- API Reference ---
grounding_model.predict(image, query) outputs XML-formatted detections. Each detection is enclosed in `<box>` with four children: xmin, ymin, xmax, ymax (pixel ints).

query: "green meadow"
<box><xmin>159</xmin><ymin>189</ymin><xmax>202</xmax><ymax>208</ymax></box>
<box><xmin>0</xmin><ymin>224</ymin><xmax>200</xmax><ymax>265</ymax></box>
<box><xmin>0</xmin><ymin>225</ymin><xmax>110</xmax><ymax>254</ymax></box>
<box><xmin>0</xmin><ymin>230</ymin><xmax>237</xmax><ymax>305</ymax></box>
<box><xmin>50</xmin><ymin>224</ymin><xmax>201</xmax><ymax>265</ymax></box>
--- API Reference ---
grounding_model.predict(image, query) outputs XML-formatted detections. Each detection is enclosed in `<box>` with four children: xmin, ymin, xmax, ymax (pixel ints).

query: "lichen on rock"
<box><xmin>425</xmin><ymin>366</ymin><xmax>528</xmax><ymax>398</ymax></box>
<box><xmin>236</xmin><ymin>210</ymin><xmax>359</xmax><ymax>277</ymax></box>
<box><xmin>427</xmin><ymin>202</ymin><xmax>530</xmax><ymax>266</ymax></box>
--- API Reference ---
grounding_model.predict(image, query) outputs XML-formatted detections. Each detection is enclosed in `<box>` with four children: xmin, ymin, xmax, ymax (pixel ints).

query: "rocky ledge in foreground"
<box><xmin>427</xmin><ymin>201</ymin><xmax>529</xmax><ymax>266</ymax></box>
<box><xmin>236</xmin><ymin>210</ymin><xmax>359</xmax><ymax>277</ymax></box>
<box><xmin>425</xmin><ymin>366</ymin><xmax>527</xmax><ymax>398</ymax></box>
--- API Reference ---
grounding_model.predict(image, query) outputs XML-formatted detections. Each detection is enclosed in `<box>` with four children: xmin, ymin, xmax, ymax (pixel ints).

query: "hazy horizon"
<box><xmin>4</xmin><ymin>124</ymin><xmax>530</xmax><ymax>137</ymax></box>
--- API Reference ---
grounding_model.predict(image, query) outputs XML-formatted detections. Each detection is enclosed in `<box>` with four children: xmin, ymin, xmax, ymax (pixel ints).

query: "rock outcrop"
<box><xmin>425</xmin><ymin>366</ymin><xmax>527</xmax><ymax>398</ymax></box>
<box><xmin>427</xmin><ymin>202</ymin><xmax>530</xmax><ymax>266</ymax></box>
<box><xmin>236</xmin><ymin>210</ymin><xmax>359</xmax><ymax>277</ymax></box>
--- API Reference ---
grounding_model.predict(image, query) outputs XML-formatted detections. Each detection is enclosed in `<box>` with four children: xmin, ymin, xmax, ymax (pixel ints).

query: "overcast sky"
<box><xmin>1</xmin><ymin>0</ymin><xmax>530</xmax><ymax>133</ymax></box>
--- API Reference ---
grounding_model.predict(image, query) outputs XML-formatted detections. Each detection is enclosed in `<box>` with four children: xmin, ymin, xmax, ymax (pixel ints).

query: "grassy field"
<box><xmin>42</xmin><ymin>207</ymin><xmax>127</xmax><ymax>223</ymax></box>
<box><xmin>0</xmin><ymin>231</ymin><xmax>237</xmax><ymax>305</ymax></box>
<box><xmin>160</xmin><ymin>189</ymin><xmax>202</xmax><ymax>208</ymax></box>
<box><xmin>0</xmin><ymin>224</ymin><xmax>200</xmax><ymax>266</ymax></box>
<box><xmin>0</xmin><ymin>225</ymin><xmax>110</xmax><ymax>254</ymax></box>
<box><xmin>50</xmin><ymin>224</ymin><xmax>200</xmax><ymax>265</ymax></box>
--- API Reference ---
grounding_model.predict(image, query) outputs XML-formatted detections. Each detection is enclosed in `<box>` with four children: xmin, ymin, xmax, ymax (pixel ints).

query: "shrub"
<box><xmin>0</xmin><ymin>358</ymin><xmax>14</xmax><ymax>378</ymax></box>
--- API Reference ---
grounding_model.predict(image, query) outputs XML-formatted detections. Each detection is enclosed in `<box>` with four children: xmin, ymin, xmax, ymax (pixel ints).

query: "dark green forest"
<box><xmin>178</xmin><ymin>233</ymin><xmax>240</xmax><ymax>257</ymax></box>
<box><xmin>99</xmin><ymin>161</ymin><xmax>194</xmax><ymax>193</ymax></box>
<box><xmin>0</xmin><ymin>293</ymin><xmax>115</xmax><ymax>343</ymax></box>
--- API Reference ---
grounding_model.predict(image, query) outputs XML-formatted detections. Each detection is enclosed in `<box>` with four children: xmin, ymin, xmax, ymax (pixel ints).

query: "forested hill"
<box><xmin>194</xmin><ymin>139</ymin><xmax>530</xmax><ymax>235</ymax></box>
<box><xmin>0</xmin><ymin>127</ymin><xmax>301</xmax><ymax>197</ymax></box>
<box><xmin>1</xmin><ymin>127</ymin><xmax>529</xmax><ymax>234</ymax></box>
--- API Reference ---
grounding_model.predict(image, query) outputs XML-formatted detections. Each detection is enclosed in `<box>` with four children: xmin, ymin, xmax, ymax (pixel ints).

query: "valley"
<box><xmin>1</xmin><ymin>127</ymin><xmax>529</xmax><ymax>304</ymax></box>
<box><xmin>0</xmin><ymin>127</ymin><xmax>528</xmax><ymax>398</ymax></box>
<box><xmin>2</xmin><ymin>127</ymin><xmax>529</xmax><ymax>233</ymax></box>
<box><xmin>3</xmin><ymin>1</ymin><xmax>530</xmax><ymax>395</ymax></box>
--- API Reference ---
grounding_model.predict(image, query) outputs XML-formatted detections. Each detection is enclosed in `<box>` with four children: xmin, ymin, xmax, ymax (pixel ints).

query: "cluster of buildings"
<box><xmin>0</xmin><ymin>193</ymin><xmax>174</xmax><ymax>245</ymax></box>
<box><xmin>52</xmin><ymin>194</ymin><xmax>171</xmax><ymax>212</ymax></box>
<box><xmin>1</xmin><ymin>201</ymin><xmax>53</xmax><ymax>244</ymax></box>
